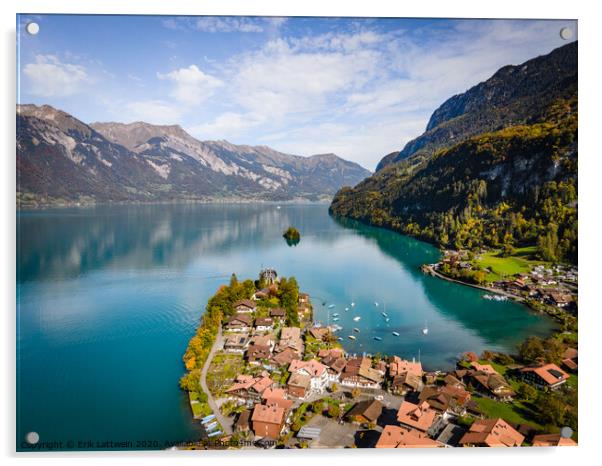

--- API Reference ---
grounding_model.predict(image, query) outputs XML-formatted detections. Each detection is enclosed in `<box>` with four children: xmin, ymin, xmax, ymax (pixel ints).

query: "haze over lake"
<box><xmin>16</xmin><ymin>203</ymin><xmax>556</xmax><ymax>448</ymax></box>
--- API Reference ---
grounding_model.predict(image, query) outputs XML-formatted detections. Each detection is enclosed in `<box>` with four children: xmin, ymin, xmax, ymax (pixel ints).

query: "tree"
<box><xmin>327</xmin><ymin>405</ymin><xmax>340</xmax><ymax>418</ymax></box>
<box><xmin>330</xmin><ymin>383</ymin><xmax>339</xmax><ymax>393</ymax></box>
<box><xmin>543</xmin><ymin>338</ymin><xmax>564</xmax><ymax>364</ymax></box>
<box><xmin>536</xmin><ymin>392</ymin><xmax>567</xmax><ymax>427</ymax></box>
<box><xmin>351</xmin><ymin>388</ymin><xmax>361</xmax><ymax>399</ymax></box>
<box><xmin>517</xmin><ymin>382</ymin><xmax>538</xmax><ymax>402</ymax></box>
<box><xmin>518</xmin><ymin>336</ymin><xmax>545</xmax><ymax>363</ymax></box>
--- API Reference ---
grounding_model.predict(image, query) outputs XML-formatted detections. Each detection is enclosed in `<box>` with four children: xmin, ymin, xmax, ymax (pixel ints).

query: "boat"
<box><xmin>332</xmin><ymin>317</ymin><xmax>339</xmax><ymax>322</ymax></box>
<box><xmin>332</xmin><ymin>313</ymin><xmax>339</xmax><ymax>317</ymax></box>
<box><xmin>338</xmin><ymin>337</ymin><xmax>343</xmax><ymax>341</ymax></box>
<box><xmin>205</xmin><ymin>422</ymin><xmax>218</xmax><ymax>431</ymax></box>
<box><xmin>344</xmin><ymin>307</ymin><xmax>350</xmax><ymax>311</ymax></box>
<box><xmin>353</xmin><ymin>328</ymin><xmax>360</xmax><ymax>333</ymax></box>
<box><xmin>276</xmin><ymin>205</ymin><xmax>281</xmax><ymax>209</ymax></box>
<box><xmin>381</xmin><ymin>312</ymin><xmax>388</xmax><ymax>318</ymax></box>
<box><xmin>351</xmin><ymin>302</ymin><xmax>355</xmax><ymax>307</ymax></box>
<box><xmin>201</xmin><ymin>414</ymin><xmax>216</xmax><ymax>424</ymax></box>
<box><xmin>374</xmin><ymin>301</ymin><xmax>379</xmax><ymax>306</ymax></box>
<box><xmin>328</xmin><ymin>304</ymin><xmax>335</xmax><ymax>309</ymax></box>
<box><xmin>353</xmin><ymin>316</ymin><xmax>361</xmax><ymax>322</ymax></box>
<box><xmin>348</xmin><ymin>335</ymin><xmax>356</xmax><ymax>340</ymax></box>
<box><xmin>207</xmin><ymin>430</ymin><xmax>222</xmax><ymax>437</ymax></box>
<box><xmin>330</xmin><ymin>324</ymin><xmax>342</xmax><ymax>332</ymax></box>
<box><xmin>385</xmin><ymin>318</ymin><xmax>390</xmax><ymax>323</ymax></box>
<box><xmin>373</xmin><ymin>336</ymin><xmax>382</xmax><ymax>341</ymax></box>
<box><xmin>392</xmin><ymin>331</ymin><xmax>400</xmax><ymax>336</ymax></box>
<box><xmin>422</xmin><ymin>321</ymin><xmax>429</xmax><ymax>335</ymax></box>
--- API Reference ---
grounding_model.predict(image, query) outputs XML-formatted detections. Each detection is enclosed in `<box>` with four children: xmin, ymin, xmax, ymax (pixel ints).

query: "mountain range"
<box><xmin>16</xmin><ymin>106</ymin><xmax>370</xmax><ymax>206</ymax></box>
<box><xmin>330</xmin><ymin>41</ymin><xmax>578</xmax><ymax>263</ymax></box>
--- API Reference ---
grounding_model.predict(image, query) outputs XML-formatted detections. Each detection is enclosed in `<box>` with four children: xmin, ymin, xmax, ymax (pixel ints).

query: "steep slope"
<box><xmin>91</xmin><ymin>122</ymin><xmax>371</xmax><ymax>200</ymax></box>
<box><xmin>376</xmin><ymin>41</ymin><xmax>577</xmax><ymax>171</ymax></box>
<box><xmin>17</xmin><ymin>106</ymin><xmax>370</xmax><ymax>206</ymax></box>
<box><xmin>330</xmin><ymin>43</ymin><xmax>577</xmax><ymax>263</ymax></box>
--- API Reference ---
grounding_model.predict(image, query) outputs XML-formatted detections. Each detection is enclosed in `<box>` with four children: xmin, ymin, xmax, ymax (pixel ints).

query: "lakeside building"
<box><xmin>459</xmin><ymin>418</ymin><xmax>524</xmax><ymax>447</ymax></box>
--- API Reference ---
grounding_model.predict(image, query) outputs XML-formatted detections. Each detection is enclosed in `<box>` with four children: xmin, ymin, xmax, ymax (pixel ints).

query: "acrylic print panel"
<box><xmin>16</xmin><ymin>14</ymin><xmax>577</xmax><ymax>451</ymax></box>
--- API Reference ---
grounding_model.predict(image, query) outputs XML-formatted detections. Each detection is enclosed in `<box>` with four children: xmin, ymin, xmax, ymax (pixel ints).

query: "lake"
<box><xmin>16</xmin><ymin>203</ymin><xmax>556</xmax><ymax>450</ymax></box>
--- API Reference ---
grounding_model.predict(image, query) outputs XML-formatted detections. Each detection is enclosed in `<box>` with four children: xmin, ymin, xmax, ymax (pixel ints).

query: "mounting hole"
<box><xmin>560</xmin><ymin>426</ymin><xmax>573</xmax><ymax>438</ymax></box>
<box><xmin>26</xmin><ymin>22</ymin><xmax>40</xmax><ymax>35</ymax></box>
<box><xmin>559</xmin><ymin>27</ymin><xmax>573</xmax><ymax>40</ymax></box>
<box><xmin>26</xmin><ymin>431</ymin><xmax>40</xmax><ymax>444</ymax></box>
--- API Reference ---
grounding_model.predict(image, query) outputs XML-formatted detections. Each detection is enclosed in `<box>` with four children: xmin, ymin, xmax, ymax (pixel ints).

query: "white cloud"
<box><xmin>157</xmin><ymin>65</ymin><xmax>222</xmax><ymax>106</ymax></box>
<box><xmin>162</xmin><ymin>16</ymin><xmax>287</xmax><ymax>34</ymax></box>
<box><xmin>189</xmin><ymin>112</ymin><xmax>265</xmax><ymax>139</ymax></box>
<box><xmin>23</xmin><ymin>55</ymin><xmax>91</xmax><ymax>97</ymax></box>
<box><xmin>124</xmin><ymin>100</ymin><xmax>183</xmax><ymax>125</ymax></box>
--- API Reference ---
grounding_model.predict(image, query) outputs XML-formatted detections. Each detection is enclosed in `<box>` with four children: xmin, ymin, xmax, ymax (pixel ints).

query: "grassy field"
<box><xmin>206</xmin><ymin>353</ymin><xmax>246</xmax><ymax>397</ymax></box>
<box><xmin>474</xmin><ymin>246</ymin><xmax>547</xmax><ymax>282</ymax></box>
<box><xmin>474</xmin><ymin>396</ymin><xmax>542</xmax><ymax>429</ymax></box>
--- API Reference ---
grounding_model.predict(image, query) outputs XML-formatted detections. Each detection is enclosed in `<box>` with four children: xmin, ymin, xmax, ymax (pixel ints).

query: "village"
<box><xmin>183</xmin><ymin>269</ymin><xmax>578</xmax><ymax>449</ymax></box>
<box><xmin>426</xmin><ymin>249</ymin><xmax>578</xmax><ymax>321</ymax></box>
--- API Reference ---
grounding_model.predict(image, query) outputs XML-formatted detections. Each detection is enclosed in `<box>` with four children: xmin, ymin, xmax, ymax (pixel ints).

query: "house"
<box><xmin>464</xmin><ymin>352</ymin><xmax>479</xmax><ymax>363</ymax></box>
<box><xmin>225</xmin><ymin>314</ymin><xmax>253</xmax><ymax>332</ymax></box>
<box><xmin>470</xmin><ymin>362</ymin><xmax>497</xmax><ymax>374</ymax></box>
<box><xmin>436</xmin><ymin>423</ymin><xmax>468</xmax><ymax>447</ymax></box>
<box><xmin>225</xmin><ymin>373</ymin><xmax>274</xmax><ymax>405</ymax></box>
<box><xmin>262</xmin><ymin>387</ymin><xmax>294</xmax><ymax>412</ymax></box>
<box><xmin>396</xmin><ymin>401</ymin><xmax>438</xmax><ymax>433</ymax></box>
<box><xmin>252</xmin><ymin>289</ymin><xmax>270</xmax><ymax>301</ymax></box>
<box><xmin>251</xmin><ymin>403</ymin><xmax>286</xmax><ymax>439</ymax></box>
<box><xmin>376</xmin><ymin>426</ymin><xmax>442</xmax><ymax>448</ymax></box>
<box><xmin>270</xmin><ymin>348</ymin><xmax>300</xmax><ymax>368</ymax></box>
<box><xmin>459</xmin><ymin>418</ymin><xmax>524</xmax><ymax>447</ymax></box>
<box><xmin>234</xmin><ymin>409</ymin><xmax>252</xmax><ymax>433</ymax></box>
<box><xmin>532</xmin><ymin>433</ymin><xmax>577</xmax><ymax>447</ymax></box>
<box><xmin>547</xmin><ymin>291</ymin><xmax>572</xmax><ymax>308</ymax></box>
<box><xmin>276</xmin><ymin>327</ymin><xmax>304</xmax><ymax>354</ymax></box>
<box><xmin>320</xmin><ymin>351</ymin><xmax>347</xmax><ymax>383</ymax></box>
<box><xmin>391</xmin><ymin>372</ymin><xmax>424</xmax><ymax>396</ymax></box>
<box><xmin>249</xmin><ymin>334</ymin><xmax>276</xmax><ymax>351</ymax></box>
<box><xmin>233</xmin><ymin>299</ymin><xmax>257</xmax><ymax>313</ymax></box>
<box><xmin>470</xmin><ymin>372</ymin><xmax>515</xmax><ymax>400</ymax></box>
<box><xmin>389</xmin><ymin>356</ymin><xmax>423</xmax><ymax>378</ymax></box>
<box><xmin>307</xmin><ymin>326</ymin><xmax>329</xmax><ymax>341</ymax></box>
<box><xmin>223</xmin><ymin>333</ymin><xmax>250</xmax><ymax>353</ymax></box>
<box><xmin>255</xmin><ymin>317</ymin><xmax>274</xmax><ymax>332</ymax></box>
<box><xmin>270</xmin><ymin>307</ymin><xmax>286</xmax><ymax>322</ymax></box>
<box><xmin>298</xmin><ymin>292</ymin><xmax>309</xmax><ymax>304</ymax></box>
<box><xmin>288</xmin><ymin>359</ymin><xmax>329</xmax><ymax>394</ymax></box>
<box><xmin>561</xmin><ymin>348</ymin><xmax>578</xmax><ymax>373</ymax></box>
<box><xmin>287</xmin><ymin>373</ymin><xmax>312</xmax><ymax>399</ymax></box>
<box><xmin>520</xmin><ymin>363</ymin><xmax>569</xmax><ymax>389</ymax></box>
<box><xmin>419</xmin><ymin>385</ymin><xmax>471</xmax><ymax>416</ymax></box>
<box><xmin>346</xmin><ymin>399</ymin><xmax>383</xmax><ymax>425</ymax></box>
<box><xmin>297</xmin><ymin>305</ymin><xmax>310</xmax><ymax>319</ymax></box>
<box><xmin>246</xmin><ymin>345</ymin><xmax>272</xmax><ymax>365</ymax></box>
<box><xmin>340</xmin><ymin>357</ymin><xmax>383</xmax><ymax>389</ymax></box>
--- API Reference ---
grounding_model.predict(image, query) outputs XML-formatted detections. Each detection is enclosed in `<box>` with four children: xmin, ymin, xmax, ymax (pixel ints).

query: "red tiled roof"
<box><xmin>521</xmin><ymin>363</ymin><xmax>569</xmax><ymax>386</ymax></box>
<box><xmin>396</xmin><ymin>401</ymin><xmax>437</xmax><ymax>432</ymax></box>
<box><xmin>376</xmin><ymin>426</ymin><xmax>442</xmax><ymax>448</ymax></box>
<box><xmin>251</xmin><ymin>404</ymin><xmax>285</xmax><ymax>424</ymax></box>
<box><xmin>532</xmin><ymin>433</ymin><xmax>577</xmax><ymax>447</ymax></box>
<box><xmin>460</xmin><ymin>418</ymin><xmax>524</xmax><ymax>447</ymax></box>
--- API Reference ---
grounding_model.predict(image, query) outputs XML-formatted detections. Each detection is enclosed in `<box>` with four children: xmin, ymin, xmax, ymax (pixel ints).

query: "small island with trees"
<box><xmin>283</xmin><ymin>226</ymin><xmax>301</xmax><ymax>246</ymax></box>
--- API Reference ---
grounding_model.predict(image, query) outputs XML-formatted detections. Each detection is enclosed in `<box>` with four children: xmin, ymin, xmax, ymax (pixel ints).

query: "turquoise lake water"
<box><xmin>16</xmin><ymin>203</ymin><xmax>556</xmax><ymax>450</ymax></box>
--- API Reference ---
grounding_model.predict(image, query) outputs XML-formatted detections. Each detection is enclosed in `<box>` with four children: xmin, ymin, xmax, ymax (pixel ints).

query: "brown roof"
<box><xmin>280</xmin><ymin>327</ymin><xmax>301</xmax><ymax>340</ymax></box>
<box><xmin>234</xmin><ymin>299</ymin><xmax>257</xmax><ymax>309</ymax></box>
<box><xmin>532</xmin><ymin>433</ymin><xmax>577</xmax><ymax>447</ymax></box>
<box><xmin>235</xmin><ymin>409</ymin><xmax>252</xmax><ymax>431</ymax></box>
<box><xmin>346</xmin><ymin>399</ymin><xmax>383</xmax><ymax>423</ymax></box>
<box><xmin>249</xmin><ymin>334</ymin><xmax>275</xmax><ymax>347</ymax></box>
<box><xmin>246</xmin><ymin>344</ymin><xmax>272</xmax><ymax>361</ymax></box>
<box><xmin>270</xmin><ymin>308</ymin><xmax>286</xmax><ymax>317</ymax></box>
<box><xmin>308</xmin><ymin>327</ymin><xmax>329</xmax><ymax>340</ymax></box>
<box><xmin>226</xmin><ymin>374</ymin><xmax>274</xmax><ymax>395</ymax></box>
<box><xmin>255</xmin><ymin>317</ymin><xmax>274</xmax><ymax>327</ymax></box>
<box><xmin>563</xmin><ymin>348</ymin><xmax>578</xmax><ymax>360</ymax></box>
<box><xmin>460</xmin><ymin>418</ymin><xmax>524</xmax><ymax>447</ymax></box>
<box><xmin>227</xmin><ymin>313</ymin><xmax>252</xmax><ymax>326</ymax></box>
<box><xmin>251</xmin><ymin>404</ymin><xmax>285</xmax><ymax>425</ymax></box>
<box><xmin>396</xmin><ymin>401</ymin><xmax>438</xmax><ymax>432</ymax></box>
<box><xmin>271</xmin><ymin>348</ymin><xmax>300</xmax><ymax>366</ymax></box>
<box><xmin>376</xmin><ymin>426</ymin><xmax>442</xmax><ymax>448</ymax></box>
<box><xmin>392</xmin><ymin>372</ymin><xmax>423</xmax><ymax>392</ymax></box>
<box><xmin>521</xmin><ymin>364</ymin><xmax>569</xmax><ymax>386</ymax></box>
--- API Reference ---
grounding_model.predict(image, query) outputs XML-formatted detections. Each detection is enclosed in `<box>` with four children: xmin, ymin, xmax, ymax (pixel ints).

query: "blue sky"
<box><xmin>17</xmin><ymin>15</ymin><xmax>576</xmax><ymax>170</ymax></box>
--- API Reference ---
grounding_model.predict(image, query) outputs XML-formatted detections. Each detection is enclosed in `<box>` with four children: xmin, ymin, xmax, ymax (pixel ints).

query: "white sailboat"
<box><xmin>422</xmin><ymin>321</ymin><xmax>429</xmax><ymax>335</ymax></box>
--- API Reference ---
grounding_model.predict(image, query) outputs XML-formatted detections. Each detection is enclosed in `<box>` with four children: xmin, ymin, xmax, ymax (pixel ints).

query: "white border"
<box><xmin>2</xmin><ymin>1</ymin><xmax>600</xmax><ymax>465</ymax></box>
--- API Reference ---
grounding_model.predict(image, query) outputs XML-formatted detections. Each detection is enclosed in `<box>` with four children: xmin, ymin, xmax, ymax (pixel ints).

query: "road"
<box><xmin>199</xmin><ymin>323</ymin><xmax>233</xmax><ymax>435</ymax></box>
